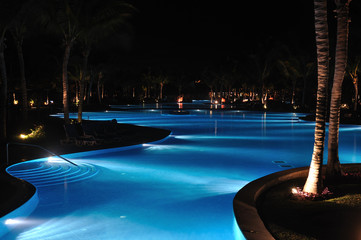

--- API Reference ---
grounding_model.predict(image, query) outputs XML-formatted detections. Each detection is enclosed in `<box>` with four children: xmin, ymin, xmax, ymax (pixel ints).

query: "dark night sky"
<box><xmin>127</xmin><ymin>0</ymin><xmax>315</xmax><ymax>68</ymax></box>
<box><xmin>113</xmin><ymin>0</ymin><xmax>361</xmax><ymax>73</ymax></box>
<box><xmin>12</xmin><ymin>0</ymin><xmax>361</xmax><ymax>90</ymax></box>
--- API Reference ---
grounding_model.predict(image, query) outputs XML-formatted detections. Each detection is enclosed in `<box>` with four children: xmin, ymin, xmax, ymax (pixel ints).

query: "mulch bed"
<box><xmin>258</xmin><ymin>177</ymin><xmax>361</xmax><ymax>240</ymax></box>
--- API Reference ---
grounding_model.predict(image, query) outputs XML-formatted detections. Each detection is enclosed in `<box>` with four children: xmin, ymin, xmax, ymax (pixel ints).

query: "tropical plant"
<box><xmin>201</xmin><ymin>67</ymin><xmax>217</xmax><ymax>102</ymax></box>
<box><xmin>249</xmin><ymin>51</ymin><xmax>272</xmax><ymax>105</ymax></box>
<box><xmin>0</xmin><ymin>1</ymin><xmax>24</xmax><ymax>141</ymax></box>
<box><xmin>326</xmin><ymin>0</ymin><xmax>352</xmax><ymax>179</ymax></box>
<box><xmin>248</xmin><ymin>40</ymin><xmax>282</xmax><ymax>105</ymax></box>
<box><xmin>38</xmin><ymin>0</ymin><xmax>85</xmax><ymax>123</ymax></box>
<box><xmin>303</xmin><ymin>0</ymin><xmax>330</xmax><ymax>194</ymax></box>
<box><xmin>300</xmin><ymin>60</ymin><xmax>316</xmax><ymax>107</ymax></box>
<box><xmin>10</xmin><ymin>0</ymin><xmax>36</xmax><ymax>120</ymax></box>
<box><xmin>278</xmin><ymin>58</ymin><xmax>302</xmax><ymax>105</ymax></box>
<box><xmin>76</xmin><ymin>0</ymin><xmax>134</xmax><ymax>122</ymax></box>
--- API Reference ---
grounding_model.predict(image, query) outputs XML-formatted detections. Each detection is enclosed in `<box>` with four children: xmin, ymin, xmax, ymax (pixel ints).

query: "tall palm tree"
<box><xmin>278</xmin><ymin>58</ymin><xmax>302</xmax><ymax>105</ymax></box>
<box><xmin>39</xmin><ymin>0</ymin><xmax>84</xmax><ymax>123</ymax></box>
<box><xmin>249</xmin><ymin>52</ymin><xmax>271</xmax><ymax>105</ymax></box>
<box><xmin>0</xmin><ymin>25</ymin><xmax>8</xmax><ymax>142</ymax></box>
<box><xmin>326</xmin><ymin>0</ymin><xmax>352</xmax><ymax>178</ymax></box>
<box><xmin>0</xmin><ymin>1</ymin><xmax>24</xmax><ymax>141</ymax></box>
<box><xmin>303</xmin><ymin>0</ymin><xmax>330</xmax><ymax>194</ymax></box>
<box><xmin>10</xmin><ymin>0</ymin><xmax>35</xmax><ymax>120</ymax></box>
<box><xmin>347</xmin><ymin>57</ymin><xmax>360</xmax><ymax>112</ymax></box>
<box><xmin>76</xmin><ymin>0</ymin><xmax>134</xmax><ymax>122</ymax></box>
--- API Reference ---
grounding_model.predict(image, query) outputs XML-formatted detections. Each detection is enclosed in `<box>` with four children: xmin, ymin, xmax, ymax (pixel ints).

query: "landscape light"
<box><xmin>20</xmin><ymin>134</ymin><xmax>28</xmax><ymax>139</ymax></box>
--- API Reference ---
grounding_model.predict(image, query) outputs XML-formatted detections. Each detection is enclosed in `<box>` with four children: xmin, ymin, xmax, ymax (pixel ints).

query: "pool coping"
<box><xmin>233</xmin><ymin>163</ymin><xmax>361</xmax><ymax>240</ymax></box>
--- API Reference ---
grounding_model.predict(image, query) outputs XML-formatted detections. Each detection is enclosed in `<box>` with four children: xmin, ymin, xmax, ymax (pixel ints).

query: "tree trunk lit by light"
<box><xmin>326</xmin><ymin>0</ymin><xmax>351</xmax><ymax>178</ymax></box>
<box><xmin>0</xmin><ymin>38</ymin><xmax>7</xmax><ymax>141</ymax></box>
<box><xmin>303</xmin><ymin>0</ymin><xmax>329</xmax><ymax>194</ymax></box>
<box><xmin>63</xmin><ymin>41</ymin><xmax>73</xmax><ymax>124</ymax></box>
<box><xmin>78</xmin><ymin>50</ymin><xmax>89</xmax><ymax>123</ymax></box>
<box><xmin>348</xmin><ymin>59</ymin><xmax>360</xmax><ymax>113</ymax></box>
<box><xmin>354</xmin><ymin>79</ymin><xmax>358</xmax><ymax>112</ymax></box>
<box><xmin>15</xmin><ymin>38</ymin><xmax>28</xmax><ymax>120</ymax></box>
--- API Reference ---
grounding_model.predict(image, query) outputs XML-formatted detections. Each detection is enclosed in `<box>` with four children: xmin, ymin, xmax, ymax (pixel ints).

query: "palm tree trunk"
<box><xmin>87</xmin><ymin>74</ymin><xmax>93</xmax><ymax>104</ymax></box>
<box><xmin>302</xmin><ymin>76</ymin><xmax>307</xmax><ymax>106</ymax></box>
<box><xmin>160</xmin><ymin>82</ymin><xmax>163</xmax><ymax>100</ymax></box>
<box><xmin>75</xmin><ymin>81</ymin><xmax>79</xmax><ymax>104</ymax></box>
<box><xmin>354</xmin><ymin>79</ymin><xmax>358</xmax><ymax>112</ymax></box>
<box><xmin>326</xmin><ymin>0</ymin><xmax>351</xmax><ymax>178</ymax></box>
<box><xmin>97</xmin><ymin>78</ymin><xmax>101</xmax><ymax>103</ymax></box>
<box><xmin>78</xmin><ymin>50</ymin><xmax>89</xmax><ymax>123</ymax></box>
<box><xmin>102</xmin><ymin>83</ymin><xmax>104</xmax><ymax>100</ymax></box>
<box><xmin>63</xmin><ymin>41</ymin><xmax>73</xmax><ymax>124</ymax></box>
<box><xmin>16</xmin><ymin>39</ymin><xmax>28</xmax><ymax>120</ymax></box>
<box><xmin>303</xmin><ymin>0</ymin><xmax>330</xmax><ymax>194</ymax></box>
<box><xmin>0</xmin><ymin>41</ymin><xmax>7</xmax><ymax>142</ymax></box>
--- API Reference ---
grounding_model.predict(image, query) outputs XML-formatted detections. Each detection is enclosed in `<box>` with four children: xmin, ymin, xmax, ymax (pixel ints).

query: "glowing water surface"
<box><xmin>5</xmin><ymin>109</ymin><xmax>361</xmax><ymax>239</ymax></box>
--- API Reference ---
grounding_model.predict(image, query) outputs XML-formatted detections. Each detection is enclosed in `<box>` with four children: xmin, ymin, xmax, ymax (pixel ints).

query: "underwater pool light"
<box><xmin>5</xmin><ymin>218</ymin><xmax>21</xmax><ymax>225</ymax></box>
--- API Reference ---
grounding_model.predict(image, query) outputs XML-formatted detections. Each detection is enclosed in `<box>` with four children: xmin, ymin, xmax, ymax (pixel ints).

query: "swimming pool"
<box><xmin>4</xmin><ymin>109</ymin><xmax>361</xmax><ymax>239</ymax></box>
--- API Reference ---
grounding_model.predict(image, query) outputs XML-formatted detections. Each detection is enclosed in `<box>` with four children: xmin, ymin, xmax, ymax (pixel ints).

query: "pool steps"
<box><xmin>7</xmin><ymin>162</ymin><xmax>98</xmax><ymax>188</ymax></box>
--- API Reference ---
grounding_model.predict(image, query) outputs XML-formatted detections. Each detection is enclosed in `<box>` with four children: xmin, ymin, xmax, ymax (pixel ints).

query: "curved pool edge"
<box><xmin>0</xmin><ymin>186</ymin><xmax>39</xmax><ymax>238</ymax></box>
<box><xmin>0</xmin><ymin>131</ymin><xmax>173</xmax><ymax>237</ymax></box>
<box><xmin>233</xmin><ymin>163</ymin><xmax>361</xmax><ymax>240</ymax></box>
<box><xmin>60</xmin><ymin>131</ymin><xmax>173</xmax><ymax>159</ymax></box>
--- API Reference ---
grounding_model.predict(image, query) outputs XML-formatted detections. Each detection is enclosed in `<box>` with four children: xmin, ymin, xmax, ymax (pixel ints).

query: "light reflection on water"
<box><xmin>5</xmin><ymin>109</ymin><xmax>361</xmax><ymax>239</ymax></box>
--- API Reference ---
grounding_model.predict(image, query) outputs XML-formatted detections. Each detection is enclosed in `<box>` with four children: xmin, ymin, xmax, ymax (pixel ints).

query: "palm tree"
<box><xmin>39</xmin><ymin>0</ymin><xmax>85</xmax><ymax>123</ymax></box>
<box><xmin>303</xmin><ymin>0</ymin><xmax>330</xmax><ymax>194</ymax></box>
<box><xmin>0</xmin><ymin>1</ymin><xmax>24</xmax><ymax>141</ymax></box>
<box><xmin>152</xmin><ymin>73</ymin><xmax>168</xmax><ymax>100</ymax></box>
<box><xmin>201</xmin><ymin>67</ymin><xmax>217</xmax><ymax>102</ymax></box>
<box><xmin>249</xmin><ymin>40</ymin><xmax>282</xmax><ymax>106</ymax></box>
<box><xmin>278</xmin><ymin>58</ymin><xmax>302</xmax><ymax>105</ymax></box>
<box><xmin>10</xmin><ymin>0</ymin><xmax>35</xmax><ymax>120</ymax></box>
<box><xmin>249</xmin><ymin>52</ymin><xmax>271</xmax><ymax>105</ymax></box>
<box><xmin>347</xmin><ymin>57</ymin><xmax>360</xmax><ymax>112</ymax></box>
<box><xmin>301</xmin><ymin>60</ymin><xmax>316</xmax><ymax>108</ymax></box>
<box><xmin>326</xmin><ymin>0</ymin><xmax>352</xmax><ymax>178</ymax></box>
<box><xmin>0</xmin><ymin>29</ymin><xmax>8</xmax><ymax>142</ymax></box>
<box><xmin>76</xmin><ymin>0</ymin><xmax>134</xmax><ymax>122</ymax></box>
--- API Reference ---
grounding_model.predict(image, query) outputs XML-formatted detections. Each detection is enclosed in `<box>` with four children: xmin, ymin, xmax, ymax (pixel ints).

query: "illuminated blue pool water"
<box><xmin>4</xmin><ymin>109</ymin><xmax>361</xmax><ymax>239</ymax></box>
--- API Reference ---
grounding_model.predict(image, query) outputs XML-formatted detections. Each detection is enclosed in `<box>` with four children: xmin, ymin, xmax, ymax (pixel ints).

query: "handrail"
<box><xmin>6</xmin><ymin>142</ymin><xmax>78</xmax><ymax>167</ymax></box>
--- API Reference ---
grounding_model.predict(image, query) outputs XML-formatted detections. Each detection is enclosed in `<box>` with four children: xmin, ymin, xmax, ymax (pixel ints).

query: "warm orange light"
<box><xmin>20</xmin><ymin>134</ymin><xmax>27</xmax><ymax>139</ymax></box>
<box><xmin>221</xmin><ymin>98</ymin><xmax>225</xmax><ymax>103</ymax></box>
<box><xmin>177</xmin><ymin>96</ymin><xmax>183</xmax><ymax>103</ymax></box>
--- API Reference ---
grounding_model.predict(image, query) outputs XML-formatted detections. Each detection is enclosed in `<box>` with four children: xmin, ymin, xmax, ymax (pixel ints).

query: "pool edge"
<box><xmin>0</xmin><ymin>189</ymin><xmax>39</xmax><ymax>238</ymax></box>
